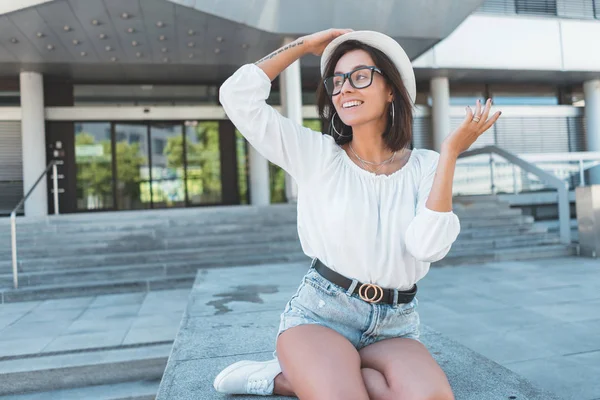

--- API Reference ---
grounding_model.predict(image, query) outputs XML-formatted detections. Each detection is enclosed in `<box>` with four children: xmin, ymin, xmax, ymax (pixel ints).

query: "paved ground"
<box><xmin>0</xmin><ymin>289</ymin><xmax>188</xmax><ymax>357</ymax></box>
<box><xmin>1</xmin><ymin>256</ymin><xmax>599</xmax><ymax>399</ymax></box>
<box><xmin>419</xmin><ymin>256</ymin><xmax>600</xmax><ymax>400</ymax></box>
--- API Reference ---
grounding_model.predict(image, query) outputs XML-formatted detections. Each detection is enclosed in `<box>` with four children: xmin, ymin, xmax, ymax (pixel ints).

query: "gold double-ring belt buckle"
<box><xmin>358</xmin><ymin>283</ymin><xmax>384</xmax><ymax>304</ymax></box>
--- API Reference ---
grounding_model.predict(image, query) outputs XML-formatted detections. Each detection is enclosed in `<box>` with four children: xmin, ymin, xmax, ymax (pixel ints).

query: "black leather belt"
<box><xmin>313</xmin><ymin>259</ymin><xmax>417</xmax><ymax>305</ymax></box>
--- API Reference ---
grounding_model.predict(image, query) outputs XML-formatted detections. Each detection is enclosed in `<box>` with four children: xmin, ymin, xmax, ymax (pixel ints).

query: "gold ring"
<box><xmin>472</xmin><ymin>116</ymin><xmax>481</xmax><ymax>123</ymax></box>
<box><xmin>359</xmin><ymin>283</ymin><xmax>384</xmax><ymax>303</ymax></box>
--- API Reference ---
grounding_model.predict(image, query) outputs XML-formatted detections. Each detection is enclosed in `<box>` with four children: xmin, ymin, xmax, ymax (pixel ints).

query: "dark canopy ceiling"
<box><xmin>0</xmin><ymin>0</ymin><xmax>485</xmax><ymax>83</ymax></box>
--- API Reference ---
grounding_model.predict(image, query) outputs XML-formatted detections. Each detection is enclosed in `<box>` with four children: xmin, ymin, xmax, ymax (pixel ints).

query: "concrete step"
<box><xmin>454</xmin><ymin>194</ymin><xmax>506</xmax><ymax>203</ymax></box>
<box><xmin>459</xmin><ymin>215</ymin><xmax>534</xmax><ymax>229</ymax></box>
<box><xmin>0</xmin><ymin>380</ymin><xmax>159</xmax><ymax>400</ymax></box>
<box><xmin>3</xmin><ymin>240</ymin><xmax>304</xmax><ymax>271</ymax></box>
<box><xmin>4</xmin><ymin>222</ymin><xmax>298</xmax><ymax>247</ymax></box>
<box><xmin>0</xmin><ymin>216</ymin><xmax>298</xmax><ymax>239</ymax></box>
<box><xmin>453</xmin><ymin>200</ymin><xmax>511</xmax><ymax>210</ymax></box>
<box><xmin>453</xmin><ymin>208</ymin><xmax>522</xmax><ymax>218</ymax></box>
<box><xmin>437</xmin><ymin>244</ymin><xmax>576</xmax><ymax>266</ymax></box>
<box><xmin>0</xmin><ymin>250</ymin><xmax>310</xmax><ymax>289</ymax></box>
<box><xmin>0</xmin><ymin>344</ymin><xmax>170</xmax><ymax>396</ymax></box>
<box><xmin>0</xmin><ymin>228</ymin><xmax>300</xmax><ymax>259</ymax></box>
<box><xmin>0</xmin><ymin>274</ymin><xmax>195</xmax><ymax>303</ymax></box>
<box><xmin>0</xmin><ymin>210</ymin><xmax>530</xmax><ymax>245</ymax></box>
<box><xmin>452</xmin><ymin>233</ymin><xmax>560</xmax><ymax>251</ymax></box>
<box><xmin>1</xmin><ymin>253</ymin><xmax>310</xmax><ymax>302</ymax></box>
<box><xmin>458</xmin><ymin>223</ymin><xmax>545</xmax><ymax>239</ymax></box>
<box><xmin>0</xmin><ymin>205</ymin><xmax>298</xmax><ymax>228</ymax></box>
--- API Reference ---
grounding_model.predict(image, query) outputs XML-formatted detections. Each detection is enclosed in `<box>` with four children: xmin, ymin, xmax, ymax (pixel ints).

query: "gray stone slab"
<box><xmin>0</xmin><ymin>301</ymin><xmax>41</xmax><ymax>314</ymax></box>
<box><xmin>0</xmin><ymin>314</ymin><xmax>25</xmax><ymax>331</ymax></box>
<box><xmin>449</xmin><ymin>329</ymin><xmax>558</xmax><ymax>364</ymax></box>
<box><xmin>16</xmin><ymin>308</ymin><xmax>84</xmax><ymax>324</ymax></box>
<box><xmin>87</xmin><ymin>292</ymin><xmax>146</xmax><ymax>309</ymax></box>
<box><xmin>0</xmin><ymin>321</ymin><xmax>71</xmax><ymax>340</ymax></box>
<box><xmin>77</xmin><ymin>304</ymin><xmax>141</xmax><ymax>320</ymax></box>
<box><xmin>122</xmin><ymin>325</ymin><xmax>180</xmax><ymax>345</ymax></box>
<box><xmin>33</xmin><ymin>297</ymin><xmax>95</xmax><ymax>311</ymax></box>
<box><xmin>157</xmin><ymin>264</ymin><xmax>561</xmax><ymax>399</ymax></box>
<box><xmin>0</xmin><ymin>337</ymin><xmax>55</xmax><ymax>358</ymax></box>
<box><xmin>66</xmin><ymin>317</ymin><xmax>134</xmax><ymax>335</ymax></box>
<box><xmin>41</xmin><ymin>329</ymin><xmax>129</xmax><ymax>352</ymax></box>
<box><xmin>128</xmin><ymin>313</ymin><xmax>185</xmax><ymax>329</ymax></box>
<box><xmin>507</xmin><ymin>353</ymin><xmax>600</xmax><ymax>400</ymax></box>
<box><xmin>526</xmin><ymin>299</ymin><xmax>600</xmax><ymax>323</ymax></box>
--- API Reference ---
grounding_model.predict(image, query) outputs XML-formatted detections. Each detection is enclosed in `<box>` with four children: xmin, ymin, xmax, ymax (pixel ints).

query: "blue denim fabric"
<box><xmin>277</xmin><ymin>266</ymin><xmax>420</xmax><ymax>350</ymax></box>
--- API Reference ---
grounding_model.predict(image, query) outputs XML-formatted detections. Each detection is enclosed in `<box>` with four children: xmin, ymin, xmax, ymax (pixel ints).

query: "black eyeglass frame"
<box><xmin>324</xmin><ymin>66</ymin><xmax>384</xmax><ymax>96</ymax></box>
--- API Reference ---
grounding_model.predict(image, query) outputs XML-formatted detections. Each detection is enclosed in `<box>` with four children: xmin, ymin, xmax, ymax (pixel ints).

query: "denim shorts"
<box><xmin>276</xmin><ymin>266</ymin><xmax>420</xmax><ymax>350</ymax></box>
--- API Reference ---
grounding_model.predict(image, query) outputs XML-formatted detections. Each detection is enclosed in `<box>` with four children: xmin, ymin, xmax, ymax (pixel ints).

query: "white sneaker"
<box><xmin>213</xmin><ymin>358</ymin><xmax>282</xmax><ymax>396</ymax></box>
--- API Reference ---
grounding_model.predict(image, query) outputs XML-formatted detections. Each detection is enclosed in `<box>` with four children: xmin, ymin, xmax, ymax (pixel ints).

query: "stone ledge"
<box><xmin>157</xmin><ymin>262</ymin><xmax>562</xmax><ymax>400</ymax></box>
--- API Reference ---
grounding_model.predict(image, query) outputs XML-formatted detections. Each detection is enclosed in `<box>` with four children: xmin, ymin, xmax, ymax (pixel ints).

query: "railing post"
<box><xmin>10</xmin><ymin>212</ymin><xmax>18</xmax><ymax>289</ymax></box>
<box><xmin>489</xmin><ymin>154</ymin><xmax>496</xmax><ymax>194</ymax></box>
<box><xmin>557</xmin><ymin>182</ymin><xmax>571</xmax><ymax>244</ymax></box>
<box><xmin>512</xmin><ymin>164</ymin><xmax>518</xmax><ymax>193</ymax></box>
<box><xmin>579</xmin><ymin>159</ymin><xmax>585</xmax><ymax>187</ymax></box>
<box><xmin>53</xmin><ymin>162</ymin><xmax>59</xmax><ymax>215</ymax></box>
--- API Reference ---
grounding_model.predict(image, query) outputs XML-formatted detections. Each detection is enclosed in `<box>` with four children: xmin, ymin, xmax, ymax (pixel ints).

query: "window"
<box><xmin>74</xmin><ymin>122</ymin><xmax>114</xmax><ymax>210</ymax></box>
<box><xmin>153</xmin><ymin>138</ymin><xmax>165</xmax><ymax>155</ymax></box>
<box><xmin>515</xmin><ymin>0</ymin><xmax>557</xmax><ymax>16</ymax></box>
<box><xmin>129</xmin><ymin>133</ymin><xmax>141</xmax><ymax>144</ymax></box>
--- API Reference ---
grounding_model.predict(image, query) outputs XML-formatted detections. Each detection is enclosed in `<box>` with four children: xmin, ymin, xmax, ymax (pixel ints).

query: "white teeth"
<box><xmin>342</xmin><ymin>100</ymin><xmax>363</xmax><ymax>109</ymax></box>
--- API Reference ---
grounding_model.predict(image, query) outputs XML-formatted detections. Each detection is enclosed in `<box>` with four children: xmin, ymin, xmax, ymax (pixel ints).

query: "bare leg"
<box><xmin>359</xmin><ymin>338</ymin><xmax>454</xmax><ymax>400</ymax></box>
<box><xmin>276</xmin><ymin>324</ymin><xmax>370</xmax><ymax>400</ymax></box>
<box><xmin>273</xmin><ymin>372</ymin><xmax>295</xmax><ymax>396</ymax></box>
<box><xmin>275</xmin><ymin>338</ymin><xmax>453</xmax><ymax>400</ymax></box>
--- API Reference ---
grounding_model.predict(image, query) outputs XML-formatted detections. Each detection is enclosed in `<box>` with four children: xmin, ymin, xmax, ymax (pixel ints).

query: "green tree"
<box><xmin>75</xmin><ymin>133</ymin><xmax>112</xmax><ymax>207</ymax></box>
<box><xmin>75</xmin><ymin>132</ymin><xmax>146</xmax><ymax>209</ymax></box>
<box><xmin>167</xmin><ymin>122</ymin><xmax>222</xmax><ymax>203</ymax></box>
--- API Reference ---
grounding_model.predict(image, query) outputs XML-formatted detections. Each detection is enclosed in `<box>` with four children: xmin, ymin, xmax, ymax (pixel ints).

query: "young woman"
<box><xmin>213</xmin><ymin>29</ymin><xmax>501</xmax><ymax>399</ymax></box>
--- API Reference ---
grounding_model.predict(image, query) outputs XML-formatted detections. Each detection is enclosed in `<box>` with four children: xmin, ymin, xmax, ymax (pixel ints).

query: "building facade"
<box><xmin>1</xmin><ymin>0</ymin><xmax>599</xmax><ymax>216</ymax></box>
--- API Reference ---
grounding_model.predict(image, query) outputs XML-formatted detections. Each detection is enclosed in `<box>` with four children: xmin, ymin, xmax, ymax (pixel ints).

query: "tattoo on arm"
<box><xmin>254</xmin><ymin>40</ymin><xmax>305</xmax><ymax>65</ymax></box>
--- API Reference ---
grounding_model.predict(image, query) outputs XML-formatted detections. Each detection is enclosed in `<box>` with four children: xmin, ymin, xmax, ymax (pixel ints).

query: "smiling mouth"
<box><xmin>342</xmin><ymin>100</ymin><xmax>364</xmax><ymax>109</ymax></box>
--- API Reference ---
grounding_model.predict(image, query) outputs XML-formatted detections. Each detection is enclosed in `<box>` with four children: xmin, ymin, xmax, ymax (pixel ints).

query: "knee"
<box><xmin>390</xmin><ymin>385</ymin><xmax>454</xmax><ymax>400</ymax></box>
<box><xmin>419</xmin><ymin>386</ymin><xmax>455</xmax><ymax>400</ymax></box>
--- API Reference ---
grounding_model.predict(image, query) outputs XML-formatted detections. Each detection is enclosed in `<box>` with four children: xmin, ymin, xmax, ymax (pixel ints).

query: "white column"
<box><xmin>584</xmin><ymin>79</ymin><xmax>600</xmax><ymax>185</ymax></box>
<box><xmin>431</xmin><ymin>77</ymin><xmax>450</xmax><ymax>152</ymax></box>
<box><xmin>248</xmin><ymin>144</ymin><xmax>270</xmax><ymax>206</ymax></box>
<box><xmin>19</xmin><ymin>71</ymin><xmax>48</xmax><ymax>217</ymax></box>
<box><xmin>280</xmin><ymin>37</ymin><xmax>301</xmax><ymax>203</ymax></box>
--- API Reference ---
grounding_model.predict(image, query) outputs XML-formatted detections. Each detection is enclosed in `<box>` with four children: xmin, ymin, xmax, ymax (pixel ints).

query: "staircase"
<box><xmin>0</xmin><ymin>205</ymin><xmax>306</xmax><ymax>304</ymax></box>
<box><xmin>0</xmin><ymin>198</ymin><xmax>575</xmax><ymax>304</ymax></box>
<box><xmin>442</xmin><ymin>195</ymin><xmax>576</xmax><ymax>265</ymax></box>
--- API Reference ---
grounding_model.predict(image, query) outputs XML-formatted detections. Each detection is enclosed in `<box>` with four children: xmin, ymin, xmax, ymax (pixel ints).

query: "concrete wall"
<box><xmin>414</xmin><ymin>14</ymin><xmax>600</xmax><ymax>72</ymax></box>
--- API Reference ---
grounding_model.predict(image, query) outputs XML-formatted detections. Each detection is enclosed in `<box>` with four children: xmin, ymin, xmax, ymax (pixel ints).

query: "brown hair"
<box><xmin>316</xmin><ymin>40</ymin><xmax>413</xmax><ymax>151</ymax></box>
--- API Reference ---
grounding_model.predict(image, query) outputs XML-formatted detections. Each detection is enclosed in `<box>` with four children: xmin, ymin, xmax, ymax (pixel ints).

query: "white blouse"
<box><xmin>220</xmin><ymin>64</ymin><xmax>461</xmax><ymax>290</ymax></box>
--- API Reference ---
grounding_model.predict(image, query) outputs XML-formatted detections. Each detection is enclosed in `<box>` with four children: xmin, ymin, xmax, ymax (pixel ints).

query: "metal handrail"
<box><xmin>458</xmin><ymin>145</ymin><xmax>571</xmax><ymax>245</ymax></box>
<box><xmin>456</xmin><ymin>151</ymin><xmax>600</xmax><ymax>188</ymax></box>
<box><xmin>10</xmin><ymin>160</ymin><xmax>62</xmax><ymax>289</ymax></box>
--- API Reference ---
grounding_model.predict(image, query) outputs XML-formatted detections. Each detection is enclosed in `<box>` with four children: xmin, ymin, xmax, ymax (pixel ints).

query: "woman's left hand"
<box><xmin>441</xmin><ymin>98</ymin><xmax>501</xmax><ymax>157</ymax></box>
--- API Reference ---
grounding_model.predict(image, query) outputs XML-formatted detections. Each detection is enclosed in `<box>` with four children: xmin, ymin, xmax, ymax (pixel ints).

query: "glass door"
<box><xmin>185</xmin><ymin>121</ymin><xmax>222</xmax><ymax>205</ymax></box>
<box><xmin>149</xmin><ymin>122</ymin><xmax>186</xmax><ymax>208</ymax></box>
<box><xmin>114</xmin><ymin>123</ymin><xmax>150</xmax><ymax>210</ymax></box>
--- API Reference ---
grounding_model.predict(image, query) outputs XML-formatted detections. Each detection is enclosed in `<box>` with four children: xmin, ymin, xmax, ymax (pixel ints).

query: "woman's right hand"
<box><xmin>302</xmin><ymin>29</ymin><xmax>353</xmax><ymax>56</ymax></box>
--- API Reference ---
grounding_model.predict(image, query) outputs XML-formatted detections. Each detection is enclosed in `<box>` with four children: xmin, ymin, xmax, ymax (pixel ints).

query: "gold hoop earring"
<box><xmin>331</xmin><ymin>112</ymin><xmax>351</xmax><ymax>138</ymax></box>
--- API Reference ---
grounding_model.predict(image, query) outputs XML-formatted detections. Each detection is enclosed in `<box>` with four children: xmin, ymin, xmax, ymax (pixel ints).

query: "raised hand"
<box><xmin>303</xmin><ymin>28</ymin><xmax>354</xmax><ymax>56</ymax></box>
<box><xmin>442</xmin><ymin>99</ymin><xmax>502</xmax><ymax>157</ymax></box>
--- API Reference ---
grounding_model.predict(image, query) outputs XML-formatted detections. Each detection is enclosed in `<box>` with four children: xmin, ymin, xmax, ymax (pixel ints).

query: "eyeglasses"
<box><xmin>324</xmin><ymin>66</ymin><xmax>383</xmax><ymax>96</ymax></box>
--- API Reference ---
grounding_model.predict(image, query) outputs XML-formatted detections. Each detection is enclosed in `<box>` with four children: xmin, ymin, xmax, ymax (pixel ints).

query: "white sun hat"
<box><xmin>320</xmin><ymin>30</ymin><xmax>416</xmax><ymax>104</ymax></box>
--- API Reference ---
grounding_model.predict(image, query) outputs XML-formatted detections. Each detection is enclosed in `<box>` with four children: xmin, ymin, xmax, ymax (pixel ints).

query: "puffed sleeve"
<box><xmin>405</xmin><ymin>151</ymin><xmax>461</xmax><ymax>262</ymax></box>
<box><xmin>219</xmin><ymin>63</ymin><xmax>333</xmax><ymax>186</ymax></box>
